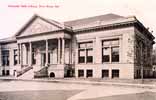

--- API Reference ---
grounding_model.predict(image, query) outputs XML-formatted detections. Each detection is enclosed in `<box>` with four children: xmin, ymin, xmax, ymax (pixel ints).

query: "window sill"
<box><xmin>102</xmin><ymin>62</ymin><xmax>120</xmax><ymax>64</ymax></box>
<box><xmin>78</xmin><ymin>63</ymin><xmax>93</xmax><ymax>64</ymax></box>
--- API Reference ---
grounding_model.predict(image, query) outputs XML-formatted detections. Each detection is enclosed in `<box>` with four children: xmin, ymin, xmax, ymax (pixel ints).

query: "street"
<box><xmin>0</xmin><ymin>80</ymin><xmax>155</xmax><ymax>100</ymax></box>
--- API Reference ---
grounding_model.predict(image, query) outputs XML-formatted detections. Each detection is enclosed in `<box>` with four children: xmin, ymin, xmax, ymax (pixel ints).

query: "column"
<box><xmin>69</xmin><ymin>40</ymin><xmax>72</xmax><ymax>64</ymax></box>
<box><xmin>18</xmin><ymin>43</ymin><xmax>20</xmax><ymax>65</ymax></box>
<box><xmin>26</xmin><ymin>44</ymin><xmax>28</xmax><ymax>65</ymax></box>
<box><xmin>29</xmin><ymin>42</ymin><xmax>32</xmax><ymax>66</ymax></box>
<box><xmin>61</xmin><ymin>38</ymin><xmax>65</xmax><ymax>64</ymax></box>
<box><xmin>58</xmin><ymin>38</ymin><xmax>61</xmax><ymax>64</ymax></box>
<box><xmin>0</xmin><ymin>45</ymin><xmax>2</xmax><ymax>66</ymax></box>
<box><xmin>109</xmin><ymin>69</ymin><xmax>112</xmax><ymax>79</ymax></box>
<box><xmin>46</xmin><ymin>39</ymin><xmax>49</xmax><ymax>66</ymax></box>
<box><xmin>20</xmin><ymin>44</ymin><xmax>23</xmax><ymax>66</ymax></box>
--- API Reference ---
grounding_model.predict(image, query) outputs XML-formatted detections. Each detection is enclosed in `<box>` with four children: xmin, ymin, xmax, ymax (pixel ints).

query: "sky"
<box><xmin>0</xmin><ymin>0</ymin><xmax>156</xmax><ymax>44</ymax></box>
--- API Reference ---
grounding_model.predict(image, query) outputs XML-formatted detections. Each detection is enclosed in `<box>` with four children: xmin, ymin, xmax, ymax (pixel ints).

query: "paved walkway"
<box><xmin>0</xmin><ymin>77</ymin><xmax>156</xmax><ymax>100</ymax></box>
<box><xmin>0</xmin><ymin>77</ymin><xmax>156</xmax><ymax>88</ymax></box>
<box><xmin>0</xmin><ymin>80</ymin><xmax>156</xmax><ymax>100</ymax></box>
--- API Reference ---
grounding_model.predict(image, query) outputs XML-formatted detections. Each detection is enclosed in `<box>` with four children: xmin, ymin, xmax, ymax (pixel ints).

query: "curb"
<box><xmin>0</xmin><ymin>78</ymin><xmax>156</xmax><ymax>89</ymax></box>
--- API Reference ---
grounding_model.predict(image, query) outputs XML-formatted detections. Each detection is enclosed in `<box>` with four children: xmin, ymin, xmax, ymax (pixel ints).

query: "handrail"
<box><xmin>17</xmin><ymin>66</ymin><xmax>33</xmax><ymax>77</ymax></box>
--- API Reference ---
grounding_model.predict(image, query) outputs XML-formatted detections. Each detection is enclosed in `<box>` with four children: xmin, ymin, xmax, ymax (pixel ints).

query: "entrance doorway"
<box><xmin>41</xmin><ymin>53</ymin><xmax>46</xmax><ymax>66</ymax></box>
<box><xmin>41</xmin><ymin>53</ymin><xmax>50</xmax><ymax>66</ymax></box>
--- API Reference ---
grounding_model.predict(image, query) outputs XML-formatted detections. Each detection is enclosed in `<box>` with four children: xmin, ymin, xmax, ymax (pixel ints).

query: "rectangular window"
<box><xmin>111</xmin><ymin>47</ymin><xmax>119</xmax><ymax>62</ymax></box>
<box><xmin>78</xmin><ymin>50</ymin><xmax>85</xmax><ymax>63</ymax></box>
<box><xmin>78</xmin><ymin>42</ymin><xmax>93</xmax><ymax>64</ymax></box>
<box><xmin>6</xmin><ymin>70</ymin><xmax>10</xmax><ymax>76</ymax></box>
<box><xmin>78</xmin><ymin>70</ymin><xmax>84</xmax><ymax>77</ymax></box>
<box><xmin>112</xmin><ymin>69</ymin><xmax>119</xmax><ymax>78</ymax></box>
<box><xmin>14</xmin><ymin>49</ymin><xmax>18</xmax><ymax>65</ymax></box>
<box><xmin>111</xmin><ymin>39</ymin><xmax>119</xmax><ymax>46</ymax></box>
<box><xmin>102</xmin><ymin>70</ymin><xmax>109</xmax><ymax>78</ymax></box>
<box><xmin>86</xmin><ymin>49</ymin><xmax>93</xmax><ymax>63</ymax></box>
<box><xmin>102</xmin><ymin>39</ymin><xmax>119</xmax><ymax>63</ymax></box>
<box><xmin>102</xmin><ymin>47</ymin><xmax>110</xmax><ymax>62</ymax></box>
<box><xmin>86</xmin><ymin>42</ymin><xmax>93</xmax><ymax>48</ymax></box>
<box><xmin>79</xmin><ymin>43</ymin><xmax>86</xmax><ymax>49</ymax></box>
<box><xmin>103</xmin><ymin>40</ymin><xmax>111</xmax><ymax>46</ymax></box>
<box><xmin>2</xmin><ymin>70</ymin><xmax>5</xmax><ymax>76</ymax></box>
<box><xmin>86</xmin><ymin>70</ymin><xmax>93</xmax><ymax>78</ymax></box>
<box><xmin>2</xmin><ymin>50</ymin><xmax>9</xmax><ymax>66</ymax></box>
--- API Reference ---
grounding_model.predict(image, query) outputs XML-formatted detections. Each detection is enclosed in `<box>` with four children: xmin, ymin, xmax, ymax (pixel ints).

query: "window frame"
<box><xmin>78</xmin><ymin>42</ymin><xmax>93</xmax><ymax>64</ymax></box>
<box><xmin>112</xmin><ymin>69</ymin><xmax>119</xmax><ymax>78</ymax></box>
<box><xmin>102</xmin><ymin>69</ymin><xmax>109</xmax><ymax>78</ymax></box>
<box><xmin>111</xmin><ymin>46</ymin><xmax>119</xmax><ymax>62</ymax></box>
<box><xmin>78</xmin><ymin>69</ymin><xmax>84</xmax><ymax>77</ymax></box>
<box><xmin>14</xmin><ymin>49</ymin><xmax>18</xmax><ymax>65</ymax></box>
<box><xmin>2</xmin><ymin>50</ymin><xmax>10</xmax><ymax>66</ymax></box>
<box><xmin>102</xmin><ymin>39</ymin><xmax>120</xmax><ymax>63</ymax></box>
<box><xmin>86</xmin><ymin>69</ymin><xmax>93</xmax><ymax>78</ymax></box>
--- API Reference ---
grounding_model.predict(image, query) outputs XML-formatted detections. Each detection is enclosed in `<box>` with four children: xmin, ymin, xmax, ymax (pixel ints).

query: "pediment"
<box><xmin>16</xmin><ymin>15</ymin><xmax>64</xmax><ymax>37</ymax></box>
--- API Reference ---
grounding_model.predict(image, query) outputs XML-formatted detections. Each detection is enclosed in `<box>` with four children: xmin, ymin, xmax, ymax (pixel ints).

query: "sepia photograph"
<box><xmin>0</xmin><ymin>0</ymin><xmax>156</xmax><ymax>100</ymax></box>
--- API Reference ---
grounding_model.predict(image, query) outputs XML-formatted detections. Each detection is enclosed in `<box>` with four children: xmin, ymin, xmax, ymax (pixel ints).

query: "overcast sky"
<box><xmin>0</xmin><ymin>0</ymin><xmax>156</xmax><ymax>44</ymax></box>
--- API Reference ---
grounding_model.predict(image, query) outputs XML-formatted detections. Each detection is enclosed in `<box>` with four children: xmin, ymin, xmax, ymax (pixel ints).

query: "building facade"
<box><xmin>0</xmin><ymin>14</ymin><xmax>154</xmax><ymax>79</ymax></box>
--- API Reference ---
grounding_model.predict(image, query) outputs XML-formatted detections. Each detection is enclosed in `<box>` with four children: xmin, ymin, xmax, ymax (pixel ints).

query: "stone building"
<box><xmin>0</xmin><ymin>13</ymin><xmax>154</xmax><ymax>79</ymax></box>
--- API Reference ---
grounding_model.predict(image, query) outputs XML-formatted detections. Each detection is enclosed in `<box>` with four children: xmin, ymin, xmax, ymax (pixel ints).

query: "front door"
<box><xmin>41</xmin><ymin>53</ymin><xmax>46</xmax><ymax>66</ymax></box>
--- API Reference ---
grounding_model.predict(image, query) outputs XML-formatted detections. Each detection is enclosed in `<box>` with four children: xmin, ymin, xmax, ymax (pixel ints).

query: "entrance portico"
<box><xmin>17</xmin><ymin>33</ymin><xmax>71</xmax><ymax>77</ymax></box>
<box><xmin>13</xmin><ymin>14</ymin><xmax>72</xmax><ymax>78</ymax></box>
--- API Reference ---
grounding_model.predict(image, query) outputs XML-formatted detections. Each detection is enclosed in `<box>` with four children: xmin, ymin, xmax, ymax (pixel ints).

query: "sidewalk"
<box><xmin>0</xmin><ymin>76</ymin><xmax>156</xmax><ymax>89</ymax></box>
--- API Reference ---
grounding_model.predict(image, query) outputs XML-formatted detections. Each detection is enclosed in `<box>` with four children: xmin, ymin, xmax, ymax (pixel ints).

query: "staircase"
<box><xmin>18</xmin><ymin>69</ymin><xmax>34</xmax><ymax>79</ymax></box>
<box><xmin>34</xmin><ymin>66</ymin><xmax>48</xmax><ymax>78</ymax></box>
<box><xmin>16</xmin><ymin>66</ymin><xmax>34</xmax><ymax>79</ymax></box>
<box><xmin>16</xmin><ymin>66</ymin><xmax>33</xmax><ymax>77</ymax></box>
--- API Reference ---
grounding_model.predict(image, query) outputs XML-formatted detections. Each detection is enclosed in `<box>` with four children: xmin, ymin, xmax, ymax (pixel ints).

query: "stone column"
<box><xmin>29</xmin><ymin>42</ymin><xmax>32</xmax><ymax>66</ymax></box>
<box><xmin>46</xmin><ymin>40</ymin><xmax>49</xmax><ymax>66</ymax></box>
<box><xmin>20</xmin><ymin>44</ymin><xmax>23</xmax><ymax>67</ymax></box>
<box><xmin>61</xmin><ymin>38</ymin><xmax>65</xmax><ymax>64</ymax></box>
<box><xmin>0</xmin><ymin>45</ymin><xmax>2</xmax><ymax>66</ymax></box>
<box><xmin>18</xmin><ymin>43</ymin><xmax>20</xmax><ymax>65</ymax></box>
<box><xmin>26</xmin><ymin>44</ymin><xmax>28</xmax><ymax>65</ymax></box>
<box><xmin>58</xmin><ymin>38</ymin><xmax>61</xmax><ymax>64</ymax></box>
<box><xmin>109</xmin><ymin>69</ymin><xmax>112</xmax><ymax>79</ymax></box>
<box><xmin>69</xmin><ymin>39</ymin><xmax>72</xmax><ymax>64</ymax></box>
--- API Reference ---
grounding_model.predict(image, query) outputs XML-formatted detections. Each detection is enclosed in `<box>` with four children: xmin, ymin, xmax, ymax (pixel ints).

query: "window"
<box><xmin>111</xmin><ymin>47</ymin><xmax>119</xmax><ymax>62</ymax></box>
<box><xmin>86</xmin><ymin>49</ymin><xmax>93</xmax><ymax>63</ymax></box>
<box><xmin>2</xmin><ymin>70</ymin><xmax>5</xmax><ymax>76</ymax></box>
<box><xmin>112</xmin><ymin>69</ymin><xmax>119</xmax><ymax>78</ymax></box>
<box><xmin>78</xmin><ymin>50</ymin><xmax>85</xmax><ymax>63</ymax></box>
<box><xmin>102</xmin><ymin>70</ymin><xmax>109</xmax><ymax>78</ymax></box>
<box><xmin>6</xmin><ymin>70</ymin><xmax>10</xmax><ymax>76</ymax></box>
<box><xmin>102</xmin><ymin>47</ymin><xmax>110</xmax><ymax>62</ymax></box>
<box><xmin>86</xmin><ymin>70</ymin><xmax>93</xmax><ymax>78</ymax></box>
<box><xmin>78</xmin><ymin>42</ymin><xmax>93</xmax><ymax>63</ymax></box>
<box><xmin>102</xmin><ymin>39</ymin><xmax>119</xmax><ymax>63</ymax></box>
<box><xmin>14</xmin><ymin>49</ymin><xmax>18</xmax><ymax>65</ymax></box>
<box><xmin>78</xmin><ymin>70</ymin><xmax>84</xmax><ymax>77</ymax></box>
<box><xmin>2</xmin><ymin>50</ymin><xmax>9</xmax><ymax>66</ymax></box>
